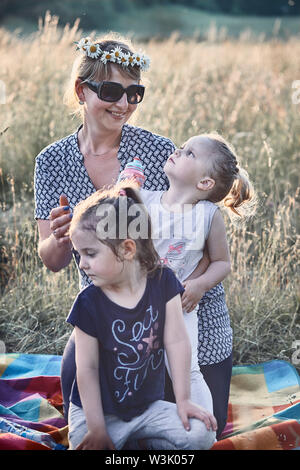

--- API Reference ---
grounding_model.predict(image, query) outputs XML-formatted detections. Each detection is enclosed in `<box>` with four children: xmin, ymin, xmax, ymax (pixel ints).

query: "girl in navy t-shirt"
<box><xmin>66</xmin><ymin>183</ymin><xmax>217</xmax><ymax>450</ymax></box>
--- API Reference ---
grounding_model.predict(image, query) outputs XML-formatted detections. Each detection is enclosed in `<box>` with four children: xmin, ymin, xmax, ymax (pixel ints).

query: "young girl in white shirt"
<box><xmin>127</xmin><ymin>132</ymin><xmax>256</xmax><ymax>439</ymax></box>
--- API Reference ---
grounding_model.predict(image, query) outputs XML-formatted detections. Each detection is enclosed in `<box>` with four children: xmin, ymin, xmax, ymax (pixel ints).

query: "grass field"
<box><xmin>0</xmin><ymin>14</ymin><xmax>299</xmax><ymax>369</ymax></box>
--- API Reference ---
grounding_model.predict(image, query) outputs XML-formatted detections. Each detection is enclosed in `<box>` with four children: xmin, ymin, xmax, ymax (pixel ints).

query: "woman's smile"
<box><xmin>107</xmin><ymin>110</ymin><xmax>127</xmax><ymax>119</ymax></box>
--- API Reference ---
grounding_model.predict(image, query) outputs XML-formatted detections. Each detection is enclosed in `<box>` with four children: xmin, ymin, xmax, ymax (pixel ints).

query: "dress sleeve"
<box><xmin>34</xmin><ymin>151</ymin><xmax>59</xmax><ymax>220</ymax></box>
<box><xmin>160</xmin><ymin>266</ymin><xmax>185</xmax><ymax>303</ymax></box>
<box><xmin>66</xmin><ymin>290</ymin><xmax>98</xmax><ymax>338</ymax></box>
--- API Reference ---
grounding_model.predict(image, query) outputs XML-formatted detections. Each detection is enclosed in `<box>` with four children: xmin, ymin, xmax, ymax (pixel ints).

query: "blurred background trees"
<box><xmin>0</xmin><ymin>0</ymin><xmax>299</xmax><ymax>28</ymax></box>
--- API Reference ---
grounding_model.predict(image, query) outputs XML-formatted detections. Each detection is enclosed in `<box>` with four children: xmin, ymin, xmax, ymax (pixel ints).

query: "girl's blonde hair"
<box><xmin>69</xmin><ymin>180</ymin><xmax>161</xmax><ymax>275</ymax></box>
<box><xmin>203</xmin><ymin>133</ymin><xmax>256</xmax><ymax>218</ymax></box>
<box><xmin>64</xmin><ymin>33</ymin><xmax>142</xmax><ymax>117</ymax></box>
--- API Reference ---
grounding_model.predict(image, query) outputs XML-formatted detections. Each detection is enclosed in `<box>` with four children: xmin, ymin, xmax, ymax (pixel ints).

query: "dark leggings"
<box><xmin>60</xmin><ymin>330</ymin><xmax>76</xmax><ymax>420</ymax></box>
<box><xmin>200</xmin><ymin>354</ymin><xmax>232</xmax><ymax>439</ymax></box>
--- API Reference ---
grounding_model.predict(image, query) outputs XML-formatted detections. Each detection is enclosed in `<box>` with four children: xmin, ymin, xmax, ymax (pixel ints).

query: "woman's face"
<box><xmin>81</xmin><ymin>65</ymin><xmax>139</xmax><ymax>133</ymax></box>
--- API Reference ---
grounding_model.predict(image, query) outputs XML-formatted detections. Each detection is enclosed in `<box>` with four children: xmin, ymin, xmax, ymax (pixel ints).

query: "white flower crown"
<box><xmin>75</xmin><ymin>37</ymin><xmax>150</xmax><ymax>71</ymax></box>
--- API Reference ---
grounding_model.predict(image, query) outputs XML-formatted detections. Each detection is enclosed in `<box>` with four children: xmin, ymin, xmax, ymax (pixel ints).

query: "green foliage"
<box><xmin>0</xmin><ymin>0</ymin><xmax>299</xmax><ymax>31</ymax></box>
<box><xmin>1</xmin><ymin>0</ymin><xmax>133</xmax><ymax>30</ymax></box>
<box><xmin>237</xmin><ymin>0</ymin><xmax>300</xmax><ymax>15</ymax></box>
<box><xmin>215</xmin><ymin>0</ymin><xmax>235</xmax><ymax>13</ymax></box>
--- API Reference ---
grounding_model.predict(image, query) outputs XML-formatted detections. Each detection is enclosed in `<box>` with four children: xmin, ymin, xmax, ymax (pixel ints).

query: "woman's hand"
<box><xmin>49</xmin><ymin>195</ymin><xmax>73</xmax><ymax>246</ymax></box>
<box><xmin>177</xmin><ymin>399</ymin><xmax>217</xmax><ymax>433</ymax></box>
<box><xmin>181</xmin><ymin>278</ymin><xmax>206</xmax><ymax>313</ymax></box>
<box><xmin>37</xmin><ymin>194</ymin><xmax>73</xmax><ymax>271</ymax></box>
<box><xmin>76</xmin><ymin>429</ymin><xmax>115</xmax><ymax>450</ymax></box>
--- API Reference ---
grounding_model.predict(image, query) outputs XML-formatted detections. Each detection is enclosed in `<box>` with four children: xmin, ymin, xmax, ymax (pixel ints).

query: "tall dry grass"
<box><xmin>0</xmin><ymin>15</ymin><xmax>299</xmax><ymax>367</ymax></box>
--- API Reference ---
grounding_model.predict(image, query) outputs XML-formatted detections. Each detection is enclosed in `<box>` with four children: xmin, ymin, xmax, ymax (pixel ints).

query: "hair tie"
<box><xmin>119</xmin><ymin>189</ymin><xmax>126</xmax><ymax>197</ymax></box>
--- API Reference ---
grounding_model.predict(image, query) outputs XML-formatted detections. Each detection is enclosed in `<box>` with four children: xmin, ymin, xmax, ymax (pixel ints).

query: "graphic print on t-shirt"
<box><xmin>160</xmin><ymin>241</ymin><xmax>186</xmax><ymax>279</ymax></box>
<box><xmin>112</xmin><ymin>304</ymin><xmax>164</xmax><ymax>403</ymax></box>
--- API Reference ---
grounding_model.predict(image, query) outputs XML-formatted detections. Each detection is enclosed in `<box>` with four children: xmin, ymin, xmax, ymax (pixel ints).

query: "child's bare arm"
<box><xmin>182</xmin><ymin>210</ymin><xmax>231</xmax><ymax>312</ymax></box>
<box><xmin>75</xmin><ymin>326</ymin><xmax>115</xmax><ymax>450</ymax></box>
<box><xmin>199</xmin><ymin>209</ymin><xmax>231</xmax><ymax>288</ymax></box>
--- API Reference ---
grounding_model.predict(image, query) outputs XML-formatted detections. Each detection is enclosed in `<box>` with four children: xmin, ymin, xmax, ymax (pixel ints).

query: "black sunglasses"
<box><xmin>83</xmin><ymin>80</ymin><xmax>145</xmax><ymax>104</ymax></box>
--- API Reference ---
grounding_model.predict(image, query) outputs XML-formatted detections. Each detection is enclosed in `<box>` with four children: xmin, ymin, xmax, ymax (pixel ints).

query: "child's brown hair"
<box><xmin>69</xmin><ymin>181</ymin><xmax>161</xmax><ymax>275</ymax></box>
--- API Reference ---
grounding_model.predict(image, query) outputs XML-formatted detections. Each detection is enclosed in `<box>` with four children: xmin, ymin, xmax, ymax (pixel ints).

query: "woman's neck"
<box><xmin>79</xmin><ymin>120</ymin><xmax>122</xmax><ymax>157</ymax></box>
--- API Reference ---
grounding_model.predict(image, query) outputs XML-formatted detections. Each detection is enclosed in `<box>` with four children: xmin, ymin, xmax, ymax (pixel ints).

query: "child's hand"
<box><xmin>181</xmin><ymin>279</ymin><xmax>206</xmax><ymax>313</ymax></box>
<box><xmin>76</xmin><ymin>429</ymin><xmax>115</xmax><ymax>450</ymax></box>
<box><xmin>177</xmin><ymin>399</ymin><xmax>218</xmax><ymax>433</ymax></box>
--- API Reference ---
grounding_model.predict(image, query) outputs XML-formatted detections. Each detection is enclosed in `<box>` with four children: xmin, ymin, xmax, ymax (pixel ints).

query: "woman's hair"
<box><xmin>69</xmin><ymin>180</ymin><xmax>161</xmax><ymax>275</ymax></box>
<box><xmin>64</xmin><ymin>33</ymin><xmax>142</xmax><ymax>116</ymax></box>
<box><xmin>203</xmin><ymin>133</ymin><xmax>256</xmax><ymax>218</ymax></box>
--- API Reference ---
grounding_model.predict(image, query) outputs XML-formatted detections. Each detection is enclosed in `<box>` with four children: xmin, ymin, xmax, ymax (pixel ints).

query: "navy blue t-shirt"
<box><xmin>67</xmin><ymin>266</ymin><xmax>184</xmax><ymax>421</ymax></box>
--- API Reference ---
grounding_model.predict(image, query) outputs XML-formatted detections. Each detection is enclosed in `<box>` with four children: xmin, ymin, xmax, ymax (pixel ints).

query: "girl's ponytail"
<box><xmin>116</xmin><ymin>182</ymin><xmax>161</xmax><ymax>274</ymax></box>
<box><xmin>223</xmin><ymin>167</ymin><xmax>256</xmax><ymax>217</ymax></box>
<box><xmin>203</xmin><ymin>133</ymin><xmax>257</xmax><ymax>219</ymax></box>
<box><xmin>117</xmin><ymin>182</ymin><xmax>143</xmax><ymax>205</ymax></box>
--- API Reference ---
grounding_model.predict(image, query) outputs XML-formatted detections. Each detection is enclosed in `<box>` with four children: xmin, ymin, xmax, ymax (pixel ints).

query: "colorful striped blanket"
<box><xmin>0</xmin><ymin>353</ymin><xmax>68</xmax><ymax>450</ymax></box>
<box><xmin>212</xmin><ymin>360</ymin><xmax>300</xmax><ymax>450</ymax></box>
<box><xmin>0</xmin><ymin>354</ymin><xmax>299</xmax><ymax>450</ymax></box>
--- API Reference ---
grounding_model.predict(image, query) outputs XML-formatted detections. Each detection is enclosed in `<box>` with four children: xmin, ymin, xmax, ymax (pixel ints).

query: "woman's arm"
<box><xmin>37</xmin><ymin>195</ymin><xmax>73</xmax><ymax>272</ymax></box>
<box><xmin>182</xmin><ymin>210</ymin><xmax>231</xmax><ymax>312</ymax></box>
<box><xmin>74</xmin><ymin>326</ymin><xmax>115</xmax><ymax>450</ymax></box>
<box><xmin>37</xmin><ymin>219</ymin><xmax>73</xmax><ymax>272</ymax></box>
<box><xmin>164</xmin><ymin>294</ymin><xmax>217</xmax><ymax>432</ymax></box>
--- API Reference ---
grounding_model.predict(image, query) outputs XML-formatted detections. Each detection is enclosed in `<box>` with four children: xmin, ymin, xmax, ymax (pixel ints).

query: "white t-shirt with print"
<box><xmin>140</xmin><ymin>189</ymin><xmax>218</xmax><ymax>283</ymax></box>
<box><xmin>141</xmin><ymin>189</ymin><xmax>233</xmax><ymax>365</ymax></box>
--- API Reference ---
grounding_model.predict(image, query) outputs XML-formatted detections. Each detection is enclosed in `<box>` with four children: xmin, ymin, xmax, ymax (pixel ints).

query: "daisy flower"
<box><xmin>128</xmin><ymin>54</ymin><xmax>136</xmax><ymax>67</ymax></box>
<box><xmin>140</xmin><ymin>54</ymin><xmax>151</xmax><ymax>71</ymax></box>
<box><xmin>86</xmin><ymin>43</ymin><xmax>101</xmax><ymax>59</ymax></box>
<box><xmin>75</xmin><ymin>37</ymin><xmax>92</xmax><ymax>53</ymax></box>
<box><xmin>132</xmin><ymin>52</ymin><xmax>143</xmax><ymax>66</ymax></box>
<box><xmin>111</xmin><ymin>47</ymin><xmax>124</xmax><ymax>63</ymax></box>
<box><xmin>119</xmin><ymin>52</ymin><xmax>130</xmax><ymax>67</ymax></box>
<box><xmin>100</xmin><ymin>51</ymin><xmax>116</xmax><ymax>64</ymax></box>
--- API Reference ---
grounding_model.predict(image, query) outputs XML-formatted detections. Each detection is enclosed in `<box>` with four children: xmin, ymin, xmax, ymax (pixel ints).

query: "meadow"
<box><xmin>0</xmin><ymin>14</ymin><xmax>299</xmax><ymax>369</ymax></box>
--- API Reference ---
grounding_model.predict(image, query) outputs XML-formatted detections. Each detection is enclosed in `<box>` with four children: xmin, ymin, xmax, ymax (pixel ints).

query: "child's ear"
<box><xmin>197</xmin><ymin>177</ymin><xmax>215</xmax><ymax>192</ymax></box>
<box><xmin>120</xmin><ymin>239</ymin><xmax>136</xmax><ymax>260</ymax></box>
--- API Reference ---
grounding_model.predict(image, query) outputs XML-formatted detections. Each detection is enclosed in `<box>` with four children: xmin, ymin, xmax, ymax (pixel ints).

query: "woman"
<box><xmin>34</xmin><ymin>34</ymin><xmax>231</xmax><ymax>438</ymax></box>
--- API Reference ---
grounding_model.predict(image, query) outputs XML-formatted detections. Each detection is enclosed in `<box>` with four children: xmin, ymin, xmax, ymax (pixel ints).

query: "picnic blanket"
<box><xmin>0</xmin><ymin>353</ymin><xmax>68</xmax><ymax>450</ymax></box>
<box><xmin>212</xmin><ymin>360</ymin><xmax>300</xmax><ymax>450</ymax></box>
<box><xmin>0</xmin><ymin>354</ymin><xmax>299</xmax><ymax>450</ymax></box>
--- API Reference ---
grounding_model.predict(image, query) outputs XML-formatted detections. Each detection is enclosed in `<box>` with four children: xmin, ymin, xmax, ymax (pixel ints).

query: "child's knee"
<box><xmin>68</xmin><ymin>403</ymin><xmax>87</xmax><ymax>450</ymax></box>
<box><xmin>187</xmin><ymin>419</ymin><xmax>216</xmax><ymax>450</ymax></box>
